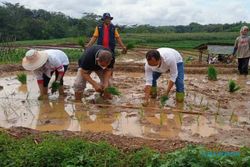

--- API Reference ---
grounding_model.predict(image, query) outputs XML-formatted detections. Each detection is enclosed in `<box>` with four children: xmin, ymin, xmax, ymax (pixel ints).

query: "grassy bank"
<box><xmin>0</xmin><ymin>132</ymin><xmax>249</xmax><ymax>167</ymax></box>
<box><xmin>0</xmin><ymin>48</ymin><xmax>82</xmax><ymax>64</ymax></box>
<box><xmin>4</xmin><ymin>32</ymin><xmax>238</xmax><ymax>49</ymax></box>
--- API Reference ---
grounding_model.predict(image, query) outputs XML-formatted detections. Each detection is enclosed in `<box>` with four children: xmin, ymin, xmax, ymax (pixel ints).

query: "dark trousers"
<box><xmin>43</xmin><ymin>65</ymin><xmax>68</xmax><ymax>87</ymax></box>
<box><xmin>238</xmin><ymin>57</ymin><xmax>250</xmax><ymax>75</ymax></box>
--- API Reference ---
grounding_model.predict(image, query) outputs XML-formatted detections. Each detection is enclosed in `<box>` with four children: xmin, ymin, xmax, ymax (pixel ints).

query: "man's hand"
<box><xmin>229</xmin><ymin>55</ymin><xmax>235</xmax><ymax>62</ymax></box>
<box><xmin>121</xmin><ymin>47</ymin><xmax>127</xmax><ymax>54</ymax></box>
<box><xmin>93</xmin><ymin>83</ymin><xmax>103</xmax><ymax>93</ymax></box>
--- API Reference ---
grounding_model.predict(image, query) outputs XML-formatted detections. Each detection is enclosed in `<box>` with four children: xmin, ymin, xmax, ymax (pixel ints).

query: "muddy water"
<box><xmin>0</xmin><ymin>72</ymin><xmax>250</xmax><ymax>147</ymax></box>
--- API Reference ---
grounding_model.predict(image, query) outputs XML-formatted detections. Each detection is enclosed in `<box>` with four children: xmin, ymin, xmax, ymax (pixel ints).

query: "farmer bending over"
<box><xmin>143</xmin><ymin>48</ymin><xmax>185</xmax><ymax>105</ymax></box>
<box><xmin>22</xmin><ymin>49</ymin><xmax>69</xmax><ymax>99</ymax></box>
<box><xmin>74</xmin><ymin>45</ymin><xmax>114</xmax><ymax>100</ymax></box>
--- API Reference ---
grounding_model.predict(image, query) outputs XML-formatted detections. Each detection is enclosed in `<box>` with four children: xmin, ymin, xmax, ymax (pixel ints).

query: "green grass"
<box><xmin>0</xmin><ymin>48</ymin><xmax>26</xmax><ymax>64</ymax></box>
<box><xmin>208</xmin><ymin>65</ymin><xmax>218</xmax><ymax>81</ymax></box>
<box><xmin>11</xmin><ymin>37</ymin><xmax>84</xmax><ymax>46</ymax></box>
<box><xmin>17</xmin><ymin>73</ymin><xmax>27</xmax><ymax>84</ymax></box>
<box><xmin>229</xmin><ymin>80</ymin><xmax>240</xmax><ymax>92</ymax></box>
<box><xmin>0</xmin><ymin>132</ymin><xmax>249</xmax><ymax>166</ymax></box>
<box><xmin>0</xmin><ymin>48</ymin><xmax>82</xmax><ymax>64</ymax></box>
<box><xmin>8</xmin><ymin>32</ymin><xmax>237</xmax><ymax>50</ymax></box>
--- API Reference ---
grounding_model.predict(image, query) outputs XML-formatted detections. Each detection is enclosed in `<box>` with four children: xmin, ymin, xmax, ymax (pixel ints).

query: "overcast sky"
<box><xmin>1</xmin><ymin>0</ymin><xmax>250</xmax><ymax>26</ymax></box>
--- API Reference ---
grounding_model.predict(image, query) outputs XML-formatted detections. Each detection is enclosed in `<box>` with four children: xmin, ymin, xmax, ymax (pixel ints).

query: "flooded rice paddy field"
<box><xmin>0</xmin><ymin>69</ymin><xmax>249</xmax><ymax>148</ymax></box>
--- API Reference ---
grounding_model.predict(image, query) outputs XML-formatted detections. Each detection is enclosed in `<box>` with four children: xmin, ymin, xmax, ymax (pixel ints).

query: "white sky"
<box><xmin>1</xmin><ymin>0</ymin><xmax>250</xmax><ymax>26</ymax></box>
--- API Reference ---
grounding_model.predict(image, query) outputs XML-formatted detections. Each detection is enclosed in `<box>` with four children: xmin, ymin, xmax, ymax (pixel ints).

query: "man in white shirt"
<box><xmin>22</xmin><ymin>49</ymin><xmax>69</xmax><ymax>99</ymax></box>
<box><xmin>144</xmin><ymin>48</ymin><xmax>184</xmax><ymax>104</ymax></box>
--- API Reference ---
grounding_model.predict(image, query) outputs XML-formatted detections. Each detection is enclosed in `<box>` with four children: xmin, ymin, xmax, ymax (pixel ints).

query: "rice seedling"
<box><xmin>139</xmin><ymin>106</ymin><xmax>144</xmax><ymax>119</ymax></box>
<box><xmin>228</xmin><ymin>80</ymin><xmax>240</xmax><ymax>92</ymax></box>
<box><xmin>17</xmin><ymin>73</ymin><xmax>27</xmax><ymax>84</ymax></box>
<box><xmin>51</xmin><ymin>82</ymin><xmax>60</xmax><ymax>94</ymax></box>
<box><xmin>207</xmin><ymin>66</ymin><xmax>217</xmax><ymax>81</ymax></box>
<box><xmin>104</xmin><ymin>86</ymin><xmax>121</xmax><ymax>96</ymax></box>
<box><xmin>160</xmin><ymin>95</ymin><xmax>168</xmax><ymax>107</ymax></box>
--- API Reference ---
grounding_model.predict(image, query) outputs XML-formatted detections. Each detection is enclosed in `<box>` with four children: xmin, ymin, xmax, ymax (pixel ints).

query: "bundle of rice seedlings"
<box><xmin>17</xmin><ymin>73</ymin><xmax>27</xmax><ymax>84</ymax></box>
<box><xmin>104</xmin><ymin>86</ymin><xmax>121</xmax><ymax>96</ymax></box>
<box><xmin>160</xmin><ymin>95</ymin><xmax>169</xmax><ymax>107</ymax></box>
<box><xmin>228</xmin><ymin>80</ymin><xmax>240</xmax><ymax>92</ymax></box>
<box><xmin>51</xmin><ymin>82</ymin><xmax>60</xmax><ymax>93</ymax></box>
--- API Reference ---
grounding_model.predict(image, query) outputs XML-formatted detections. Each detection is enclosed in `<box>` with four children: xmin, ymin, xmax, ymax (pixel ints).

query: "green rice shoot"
<box><xmin>228</xmin><ymin>80</ymin><xmax>240</xmax><ymax>92</ymax></box>
<box><xmin>105</xmin><ymin>86</ymin><xmax>121</xmax><ymax>96</ymax></box>
<box><xmin>207</xmin><ymin>65</ymin><xmax>217</xmax><ymax>81</ymax></box>
<box><xmin>160</xmin><ymin>95</ymin><xmax>169</xmax><ymax>107</ymax></box>
<box><xmin>17</xmin><ymin>73</ymin><xmax>27</xmax><ymax>84</ymax></box>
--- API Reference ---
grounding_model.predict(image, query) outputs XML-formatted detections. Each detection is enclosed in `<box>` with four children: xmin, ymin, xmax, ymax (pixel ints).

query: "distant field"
<box><xmin>121</xmin><ymin>32</ymin><xmax>238</xmax><ymax>49</ymax></box>
<box><xmin>7</xmin><ymin>32</ymin><xmax>238</xmax><ymax>49</ymax></box>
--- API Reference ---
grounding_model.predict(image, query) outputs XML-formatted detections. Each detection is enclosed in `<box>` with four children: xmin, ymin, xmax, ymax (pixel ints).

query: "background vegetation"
<box><xmin>0</xmin><ymin>2</ymin><xmax>249</xmax><ymax>41</ymax></box>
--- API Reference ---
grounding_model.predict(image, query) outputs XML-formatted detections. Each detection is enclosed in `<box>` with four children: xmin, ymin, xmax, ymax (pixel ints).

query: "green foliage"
<box><xmin>126</xmin><ymin>42</ymin><xmax>135</xmax><ymax>50</ymax></box>
<box><xmin>0</xmin><ymin>48</ymin><xmax>26</xmax><ymax>64</ymax></box>
<box><xmin>0</xmin><ymin>132</ymin><xmax>250</xmax><ymax>166</ymax></box>
<box><xmin>228</xmin><ymin>80</ymin><xmax>240</xmax><ymax>92</ymax></box>
<box><xmin>78</xmin><ymin>37</ymin><xmax>85</xmax><ymax>47</ymax></box>
<box><xmin>104</xmin><ymin>86</ymin><xmax>121</xmax><ymax>96</ymax></box>
<box><xmin>17</xmin><ymin>73</ymin><xmax>27</xmax><ymax>84</ymax></box>
<box><xmin>126</xmin><ymin>148</ymin><xmax>162</xmax><ymax>167</ymax></box>
<box><xmin>62</xmin><ymin>48</ymin><xmax>82</xmax><ymax>61</ymax></box>
<box><xmin>208</xmin><ymin>65</ymin><xmax>218</xmax><ymax>81</ymax></box>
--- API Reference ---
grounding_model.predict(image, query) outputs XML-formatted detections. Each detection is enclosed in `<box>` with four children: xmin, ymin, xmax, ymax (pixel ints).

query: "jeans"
<box><xmin>152</xmin><ymin>62</ymin><xmax>184</xmax><ymax>92</ymax></box>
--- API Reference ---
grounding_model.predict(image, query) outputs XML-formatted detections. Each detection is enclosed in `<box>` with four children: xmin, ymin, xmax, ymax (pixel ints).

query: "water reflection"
<box><xmin>0</xmin><ymin>74</ymin><xmax>249</xmax><ymax>145</ymax></box>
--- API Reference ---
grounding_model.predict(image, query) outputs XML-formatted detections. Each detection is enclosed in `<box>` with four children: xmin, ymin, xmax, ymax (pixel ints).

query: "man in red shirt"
<box><xmin>85</xmin><ymin>13</ymin><xmax>127</xmax><ymax>54</ymax></box>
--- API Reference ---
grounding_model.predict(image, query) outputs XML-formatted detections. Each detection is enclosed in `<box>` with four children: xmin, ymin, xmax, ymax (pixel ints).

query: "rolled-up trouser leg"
<box><xmin>73</xmin><ymin>68</ymin><xmax>89</xmax><ymax>100</ymax></box>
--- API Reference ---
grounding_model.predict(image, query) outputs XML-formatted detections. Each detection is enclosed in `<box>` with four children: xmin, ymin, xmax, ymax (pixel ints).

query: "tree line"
<box><xmin>0</xmin><ymin>2</ymin><xmax>249</xmax><ymax>41</ymax></box>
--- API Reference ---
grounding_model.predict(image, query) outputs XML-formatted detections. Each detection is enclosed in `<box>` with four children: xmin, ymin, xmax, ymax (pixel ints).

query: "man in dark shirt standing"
<box><xmin>74</xmin><ymin>45</ymin><xmax>114</xmax><ymax>100</ymax></box>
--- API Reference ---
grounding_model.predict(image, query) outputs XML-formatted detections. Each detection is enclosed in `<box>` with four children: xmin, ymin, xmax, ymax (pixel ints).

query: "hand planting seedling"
<box><xmin>104</xmin><ymin>86</ymin><xmax>121</xmax><ymax>96</ymax></box>
<box><xmin>17</xmin><ymin>73</ymin><xmax>27</xmax><ymax>84</ymax></box>
<box><xmin>160</xmin><ymin>95</ymin><xmax>169</xmax><ymax>107</ymax></box>
<box><xmin>51</xmin><ymin>81</ymin><xmax>60</xmax><ymax>94</ymax></box>
<box><xmin>228</xmin><ymin>80</ymin><xmax>240</xmax><ymax>92</ymax></box>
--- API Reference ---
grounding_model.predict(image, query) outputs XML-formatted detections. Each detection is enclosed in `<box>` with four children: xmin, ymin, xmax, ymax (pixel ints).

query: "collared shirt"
<box><xmin>34</xmin><ymin>49</ymin><xmax>69</xmax><ymax>80</ymax></box>
<box><xmin>145</xmin><ymin>48</ymin><xmax>183</xmax><ymax>86</ymax></box>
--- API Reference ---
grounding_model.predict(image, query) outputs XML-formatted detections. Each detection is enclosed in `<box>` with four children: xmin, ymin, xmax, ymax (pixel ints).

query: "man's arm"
<box><xmin>165</xmin><ymin>80</ymin><xmax>174</xmax><ymax>96</ymax></box>
<box><xmin>79</xmin><ymin>68</ymin><xmax>102</xmax><ymax>92</ymax></box>
<box><xmin>85</xmin><ymin>27</ymin><xmax>98</xmax><ymax>48</ymax></box>
<box><xmin>85</xmin><ymin>36</ymin><xmax>97</xmax><ymax>48</ymax></box>
<box><xmin>115</xmin><ymin>29</ymin><xmax>127</xmax><ymax>53</ymax></box>
<box><xmin>166</xmin><ymin>59</ymin><xmax>178</xmax><ymax>96</ymax></box>
<box><xmin>102</xmin><ymin>69</ymin><xmax>112</xmax><ymax>89</ymax></box>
